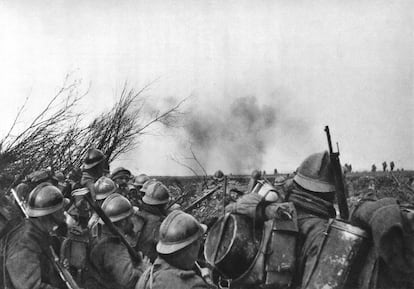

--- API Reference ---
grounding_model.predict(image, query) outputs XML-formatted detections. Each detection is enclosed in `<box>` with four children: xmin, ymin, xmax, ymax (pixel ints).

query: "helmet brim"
<box><xmin>27</xmin><ymin>198</ymin><xmax>70</xmax><ymax>217</ymax></box>
<box><xmin>156</xmin><ymin>223</ymin><xmax>207</xmax><ymax>254</ymax></box>
<box><xmin>294</xmin><ymin>173</ymin><xmax>335</xmax><ymax>193</ymax></box>
<box><xmin>82</xmin><ymin>160</ymin><xmax>103</xmax><ymax>170</ymax></box>
<box><xmin>142</xmin><ymin>195</ymin><xmax>169</xmax><ymax>205</ymax></box>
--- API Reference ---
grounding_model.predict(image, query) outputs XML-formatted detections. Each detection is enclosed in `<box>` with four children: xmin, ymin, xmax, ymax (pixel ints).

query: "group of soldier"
<box><xmin>0</xmin><ymin>148</ymin><xmax>209</xmax><ymax>289</ymax></box>
<box><xmin>371</xmin><ymin>161</ymin><xmax>396</xmax><ymax>172</ymax></box>
<box><xmin>0</xmin><ymin>147</ymin><xmax>413</xmax><ymax>289</ymax></box>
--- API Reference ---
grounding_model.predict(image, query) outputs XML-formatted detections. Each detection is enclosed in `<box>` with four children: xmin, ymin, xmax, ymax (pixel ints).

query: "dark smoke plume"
<box><xmin>181</xmin><ymin>96</ymin><xmax>279</xmax><ymax>173</ymax></box>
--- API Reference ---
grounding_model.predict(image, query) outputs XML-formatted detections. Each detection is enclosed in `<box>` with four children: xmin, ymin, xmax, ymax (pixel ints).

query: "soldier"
<box><xmin>212</xmin><ymin>152</ymin><xmax>354</xmax><ymax>288</ymax></box>
<box><xmin>382</xmin><ymin>161</ymin><xmax>387</xmax><ymax>172</ymax></box>
<box><xmin>371</xmin><ymin>164</ymin><xmax>377</xmax><ymax>172</ymax></box>
<box><xmin>87</xmin><ymin>194</ymin><xmax>149</xmax><ymax>289</ymax></box>
<box><xmin>390</xmin><ymin>161</ymin><xmax>395</xmax><ymax>171</ymax></box>
<box><xmin>111</xmin><ymin>167</ymin><xmax>132</xmax><ymax>197</ymax></box>
<box><xmin>134</xmin><ymin>181</ymin><xmax>171</xmax><ymax>262</ymax></box>
<box><xmin>134</xmin><ymin>174</ymin><xmax>150</xmax><ymax>191</ymax></box>
<box><xmin>81</xmin><ymin>148</ymin><xmax>107</xmax><ymax>200</ymax></box>
<box><xmin>207</xmin><ymin>152</ymin><xmax>414</xmax><ymax>289</ymax></box>
<box><xmin>136</xmin><ymin>210</ymin><xmax>210</xmax><ymax>289</ymax></box>
<box><xmin>130</xmin><ymin>174</ymin><xmax>150</xmax><ymax>206</ymax></box>
<box><xmin>87</xmin><ymin>176</ymin><xmax>118</xmax><ymax>238</ymax></box>
<box><xmin>2</xmin><ymin>183</ymin><xmax>69</xmax><ymax>289</ymax></box>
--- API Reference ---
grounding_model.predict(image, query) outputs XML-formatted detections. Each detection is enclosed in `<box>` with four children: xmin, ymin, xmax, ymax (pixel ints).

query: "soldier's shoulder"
<box><xmin>137</xmin><ymin>209</ymin><xmax>163</xmax><ymax>222</ymax></box>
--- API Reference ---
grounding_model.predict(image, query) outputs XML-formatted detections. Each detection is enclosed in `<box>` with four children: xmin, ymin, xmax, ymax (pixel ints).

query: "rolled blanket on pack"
<box><xmin>351</xmin><ymin>197</ymin><xmax>414</xmax><ymax>280</ymax></box>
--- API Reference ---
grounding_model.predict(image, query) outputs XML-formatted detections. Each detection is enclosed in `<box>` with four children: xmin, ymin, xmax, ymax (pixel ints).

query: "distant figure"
<box><xmin>390</xmin><ymin>161</ymin><xmax>395</xmax><ymax>171</ymax></box>
<box><xmin>343</xmin><ymin>163</ymin><xmax>352</xmax><ymax>174</ymax></box>
<box><xmin>382</xmin><ymin>161</ymin><xmax>387</xmax><ymax>172</ymax></box>
<box><xmin>274</xmin><ymin>168</ymin><xmax>278</xmax><ymax>175</ymax></box>
<box><xmin>371</xmin><ymin>164</ymin><xmax>377</xmax><ymax>172</ymax></box>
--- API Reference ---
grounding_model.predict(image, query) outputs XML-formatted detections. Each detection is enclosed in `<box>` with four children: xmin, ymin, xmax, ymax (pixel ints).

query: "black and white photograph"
<box><xmin>0</xmin><ymin>1</ymin><xmax>413</xmax><ymax>289</ymax></box>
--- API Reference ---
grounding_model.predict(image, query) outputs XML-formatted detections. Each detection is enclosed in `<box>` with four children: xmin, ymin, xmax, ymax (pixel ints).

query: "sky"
<box><xmin>0</xmin><ymin>0</ymin><xmax>412</xmax><ymax>175</ymax></box>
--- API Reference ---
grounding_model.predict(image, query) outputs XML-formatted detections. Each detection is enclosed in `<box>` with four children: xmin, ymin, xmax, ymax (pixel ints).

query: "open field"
<box><xmin>156</xmin><ymin>170</ymin><xmax>414</xmax><ymax>225</ymax></box>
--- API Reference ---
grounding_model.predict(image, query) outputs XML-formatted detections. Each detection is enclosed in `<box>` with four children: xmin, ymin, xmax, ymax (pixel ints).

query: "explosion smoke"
<box><xmin>182</xmin><ymin>96</ymin><xmax>278</xmax><ymax>173</ymax></box>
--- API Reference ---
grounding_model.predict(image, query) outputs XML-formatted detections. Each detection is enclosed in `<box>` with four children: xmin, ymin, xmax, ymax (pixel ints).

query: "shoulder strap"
<box><xmin>136</xmin><ymin>265</ymin><xmax>154</xmax><ymax>289</ymax></box>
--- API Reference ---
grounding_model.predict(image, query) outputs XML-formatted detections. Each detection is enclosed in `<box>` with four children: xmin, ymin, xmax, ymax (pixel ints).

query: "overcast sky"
<box><xmin>0</xmin><ymin>0</ymin><xmax>412</xmax><ymax>175</ymax></box>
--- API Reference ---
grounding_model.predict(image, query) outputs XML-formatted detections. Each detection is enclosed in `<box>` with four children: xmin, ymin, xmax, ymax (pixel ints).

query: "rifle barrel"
<box><xmin>184</xmin><ymin>185</ymin><xmax>221</xmax><ymax>212</ymax></box>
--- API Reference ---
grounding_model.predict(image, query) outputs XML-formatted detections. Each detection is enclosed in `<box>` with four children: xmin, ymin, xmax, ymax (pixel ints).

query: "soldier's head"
<box><xmin>94</xmin><ymin>176</ymin><xmax>117</xmax><ymax>203</ymax></box>
<box><xmin>82</xmin><ymin>148</ymin><xmax>106</xmax><ymax>175</ymax></box>
<box><xmin>213</xmin><ymin>170</ymin><xmax>225</xmax><ymax>182</ymax></box>
<box><xmin>111</xmin><ymin>167</ymin><xmax>131</xmax><ymax>189</ymax></box>
<box><xmin>26</xmin><ymin>182</ymin><xmax>69</xmax><ymax>230</ymax></box>
<box><xmin>133</xmin><ymin>174</ymin><xmax>150</xmax><ymax>191</ymax></box>
<box><xmin>157</xmin><ymin>210</ymin><xmax>207</xmax><ymax>270</ymax></box>
<box><xmin>142</xmin><ymin>181</ymin><xmax>170</xmax><ymax>210</ymax></box>
<box><xmin>100</xmin><ymin>193</ymin><xmax>134</xmax><ymax>235</ymax></box>
<box><xmin>293</xmin><ymin>151</ymin><xmax>335</xmax><ymax>198</ymax></box>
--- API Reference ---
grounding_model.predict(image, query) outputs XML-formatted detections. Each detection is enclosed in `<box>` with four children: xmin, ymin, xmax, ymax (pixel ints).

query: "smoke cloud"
<box><xmin>180</xmin><ymin>95</ymin><xmax>290</xmax><ymax>173</ymax></box>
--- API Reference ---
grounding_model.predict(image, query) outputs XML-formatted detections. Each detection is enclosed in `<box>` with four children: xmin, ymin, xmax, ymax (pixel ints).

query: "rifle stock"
<box><xmin>49</xmin><ymin>246</ymin><xmax>81</xmax><ymax>289</ymax></box>
<box><xmin>10</xmin><ymin>188</ymin><xmax>29</xmax><ymax>218</ymax></box>
<box><xmin>324</xmin><ymin>126</ymin><xmax>349</xmax><ymax>220</ymax></box>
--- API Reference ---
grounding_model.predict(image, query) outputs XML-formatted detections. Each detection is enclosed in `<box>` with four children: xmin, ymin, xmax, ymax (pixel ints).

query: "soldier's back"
<box><xmin>2</xmin><ymin>219</ymin><xmax>64</xmax><ymax>289</ymax></box>
<box><xmin>136</xmin><ymin>257</ymin><xmax>210</xmax><ymax>289</ymax></box>
<box><xmin>135</xmin><ymin>206</ymin><xmax>165</xmax><ymax>262</ymax></box>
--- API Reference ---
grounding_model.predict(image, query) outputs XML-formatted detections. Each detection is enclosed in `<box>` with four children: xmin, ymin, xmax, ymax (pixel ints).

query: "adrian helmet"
<box><xmin>142</xmin><ymin>181</ymin><xmax>170</xmax><ymax>205</ymax></box>
<box><xmin>157</xmin><ymin>210</ymin><xmax>207</xmax><ymax>254</ymax></box>
<box><xmin>94</xmin><ymin>176</ymin><xmax>117</xmax><ymax>200</ymax></box>
<box><xmin>26</xmin><ymin>183</ymin><xmax>69</xmax><ymax>217</ymax></box>
<box><xmin>293</xmin><ymin>151</ymin><xmax>335</xmax><ymax>193</ymax></box>
<box><xmin>83</xmin><ymin>148</ymin><xmax>105</xmax><ymax>170</ymax></box>
<box><xmin>100</xmin><ymin>193</ymin><xmax>133</xmax><ymax>223</ymax></box>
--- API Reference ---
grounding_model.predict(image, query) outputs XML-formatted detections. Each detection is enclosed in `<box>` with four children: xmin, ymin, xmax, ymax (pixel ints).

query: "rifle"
<box><xmin>10</xmin><ymin>188</ymin><xmax>29</xmax><ymax>218</ymax></box>
<box><xmin>72</xmin><ymin>188</ymin><xmax>142</xmax><ymax>263</ymax></box>
<box><xmin>390</xmin><ymin>172</ymin><xmax>414</xmax><ymax>193</ymax></box>
<box><xmin>184</xmin><ymin>184</ymin><xmax>222</xmax><ymax>213</ymax></box>
<box><xmin>324</xmin><ymin>126</ymin><xmax>349</xmax><ymax>220</ymax></box>
<box><xmin>49</xmin><ymin>246</ymin><xmax>82</xmax><ymax>289</ymax></box>
<box><xmin>166</xmin><ymin>188</ymin><xmax>190</xmax><ymax>210</ymax></box>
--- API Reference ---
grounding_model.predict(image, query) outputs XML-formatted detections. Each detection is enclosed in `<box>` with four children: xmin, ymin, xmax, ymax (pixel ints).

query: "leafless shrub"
<box><xmin>0</xmin><ymin>76</ymin><xmax>185</xmax><ymax>190</ymax></box>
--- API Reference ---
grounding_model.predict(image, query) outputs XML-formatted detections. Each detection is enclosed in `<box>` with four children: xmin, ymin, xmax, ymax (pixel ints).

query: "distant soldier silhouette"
<box><xmin>371</xmin><ymin>164</ymin><xmax>377</xmax><ymax>172</ymax></box>
<box><xmin>390</xmin><ymin>161</ymin><xmax>395</xmax><ymax>172</ymax></box>
<box><xmin>382</xmin><ymin>161</ymin><xmax>387</xmax><ymax>172</ymax></box>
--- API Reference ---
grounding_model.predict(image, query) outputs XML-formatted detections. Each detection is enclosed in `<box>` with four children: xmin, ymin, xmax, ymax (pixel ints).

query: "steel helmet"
<box><xmin>100</xmin><ymin>193</ymin><xmax>133</xmax><ymax>223</ymax></box>
<box><xmin>26</xmin><ymin>183</ymin><xmax>69</xmax><ymax>217</ymax></box>
<box><xmin>83</xmin><ymin>148</ymin><xmax>105</xmax><ymax>170</ymax></box>
<box><xmin>140</xmin><ymin>178</ymin><xmax>157</xmax><ymax>194</ymax></box>
<box><xmin>213</xmin><ymin>170</ymin><xmax>225</xmax><ymax>181</ymax></box>
<box><xmin>293</xmin><ymin>151</ymin><xmax>335</xmax><ymax>193</ymax></box>
<box><xmin>94</xmin><ymin>176</ymin><xmax>117</xmax><ymax>200</ymax></box>
<box><xmin>133</xmin><ymin>174</ymin><xmax>150</xmax><ymax>187</ymax></box>
<box><xmin>111</xmin><ymin>167</ymin><xmax>131</xmax><ymax>180</ymax></box>
<box><xmin>142</xmin><ymin>181</ymin><xmax>170</xmax><ymax>205</ymax></box>
<box><xmin>157</xmin><ymin>210</ymin><xmax>207</xmax><ymax>254</ymax></box>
